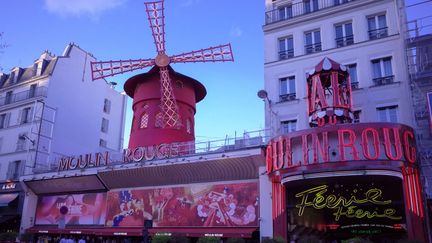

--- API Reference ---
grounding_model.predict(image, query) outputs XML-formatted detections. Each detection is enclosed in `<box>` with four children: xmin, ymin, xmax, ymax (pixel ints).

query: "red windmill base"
<box><xmin>124</xmin><ymin>66</ymin><xmax>206</xmax><ymax>148</ymax></box>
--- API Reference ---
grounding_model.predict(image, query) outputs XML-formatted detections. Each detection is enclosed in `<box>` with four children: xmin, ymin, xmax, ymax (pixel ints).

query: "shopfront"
<box><xmin>0</xmin><ymin>181</ymin><xmax>23</xmax><ymax>233</ymax></box>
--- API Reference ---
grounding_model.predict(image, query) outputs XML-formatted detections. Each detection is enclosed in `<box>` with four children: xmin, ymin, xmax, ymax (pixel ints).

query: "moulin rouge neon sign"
<box><xmin>266</xmin><ymin>123</ymin><xmax>417</xmax><ymax>174</ymax></box>
<box><xmin>295</xmin><ymin>185</ymin><xmax>402</xmax><ymax>221</ymax></box>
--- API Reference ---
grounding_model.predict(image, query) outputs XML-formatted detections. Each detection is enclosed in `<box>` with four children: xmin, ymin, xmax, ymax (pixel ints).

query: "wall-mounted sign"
<box><xmin>58</xmin><ymin>142</ymin><xmax>193</xmax><ymax>171</ymax></box>
<box><xmin>286</xmin><ymin>175</ymin><xmax>406</xmax><ymax>237</ymax></box>
<box><xmin>266</xmin><ymin>123</ymin><xmax>416</xmax><ymax>174</ymax></box>
<box><xmin>1</xmin><ymin>183</ymin><xmax>16</xmax><ymax>190</ymax></box>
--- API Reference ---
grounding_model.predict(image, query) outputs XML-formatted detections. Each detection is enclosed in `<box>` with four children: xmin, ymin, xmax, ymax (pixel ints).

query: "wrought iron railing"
<box><xmin>0</xmin><ymin>86</ymin><xmax>47</xmax><ymax>108</ymax></box>
<box><xmin>279</xmin><ymin>50</ymin><xmax>294</xmax><ymax>60</ymax></box>
<box><xmin>373</xmin><ymin>75</ymin><xmax>394</xmax><ymax>86</ymax></box>
<box><xmin>368</xmin><ymin>27</ymin><xmax>388</xmax><ymax>40</ymax></box>
<box><xmin>335</xmin><ymin>35</ymin><xmax>354</xmax><ymax>47</ymax></box>
<box><xmin>265</xmin><ymin>0</ymin><xmax>356</xmax><ymax>25</ymax></box>
<box><xmin>305</xmin><ymin>43</ymin><xmax>322</xmax><ymax>54</ymax></box>
<box><xmin>351</xmin><ymin>82</ymin><xmax>359</xmax><ymax>89</ymax></box>
<box><xmin>279</xmin><ymin>93</ymin><xmax>297</xmax><ymax>102</ymax></box>
<box><xmin>31</xmin><ymin>129</ymin><xmax>271</xmax><ymax>174</ymax></box>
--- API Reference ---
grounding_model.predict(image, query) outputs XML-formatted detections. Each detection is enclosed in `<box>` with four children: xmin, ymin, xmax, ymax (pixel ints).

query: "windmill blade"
<box><xmin>91</xmin><ymin>59</ymin><xmax>155</xmax><ymax>81</ymax></box>
<box><xmin>170</xmin><ymin>44</ymin><xmax>234</xmax><ymax>63</ymax></box>
<box><xmin>145</xmin><ymin>1</ymin><xmax>166</xmax><ymax>54</ymax></box>
<box><xmin>159</xmin><ymin>66</ymin><xmax>181</xmax><ymax>128</ymax></box>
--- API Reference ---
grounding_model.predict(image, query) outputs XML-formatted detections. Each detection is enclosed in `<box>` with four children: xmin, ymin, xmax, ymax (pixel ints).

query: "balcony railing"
<box><xmin>279</xmin><ymin>93</ymin><xmax>297</xmax><ymax>102</ymax></box>
<box><xmin>265</xmin><ymin>0</ymin><xmax>356</xmax><ymax>25</ymax></box>
<box><xmin>305</xmin><ymin>43</ymin><xmax>322</xmax><ymax>54</ymax></box>
<box><xmin>368</xmin><ymin>27</ymin><xmax>388</xmax><ymax>40</ymax></box>
<box><xmin>373</xmin><ymin>75</ymin><xmax>394</xmax><ymax>86</ymax></box>
<box><xmin>0</xmin><ymin>86</ymin><xmax>47</xmax><ymax>108</ymax></box>
<box><xmin>336</xmin><ymin>35</ymin><xmax>354</xmax><ymax>47</ymax></box>
<box><xmin>279</xmin><ymin>50</ymin><xmax>294</xmax><ymax>60</ymax></box>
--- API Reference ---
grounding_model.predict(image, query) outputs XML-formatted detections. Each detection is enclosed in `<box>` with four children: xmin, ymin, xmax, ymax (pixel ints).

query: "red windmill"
<box><xmin>91</xmin><ymin>1</ymin><xmax>234</xmax><ymax>149</ymax></box>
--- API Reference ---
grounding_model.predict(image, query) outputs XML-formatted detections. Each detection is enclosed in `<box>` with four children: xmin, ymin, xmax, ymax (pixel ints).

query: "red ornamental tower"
<box><xmin>90</xmin><ymin>1</ymin><xmax>233</xmax><ymax>148</ymax></box>
<box><xmin>306</xmin><ymin>57</ymin><xmax>353</xmax><ymax>127</ymax></box>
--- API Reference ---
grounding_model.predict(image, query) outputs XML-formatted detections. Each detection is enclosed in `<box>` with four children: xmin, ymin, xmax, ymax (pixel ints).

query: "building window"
<box><xmin>186</xmin><ymin>119</ymin><xmax>192</xmax><ymax>134</ymax></box>
<box><xmin>335</xmin><ymin>22</ymin><xmax>353</xmax><ymax>47</ymax></box>
<box><xmin>7</xmin><ymin>160</ymin><xmax>23</xmax><ymax>180</ymax></box>
<box><xmin>281</xmin><ymin>120</ymin><xmax>297</xmax><ymax>133</ymax></box>
<box><xmin>101</xmin><ymin>118</ymin><xmax>109</xmax><ymax>133</ymax></box>
<box><xmin>16</xmin><ymin>133</ymin><xmax>27</xmax><ymax>151</ymax></box>
<box><xmin>304</xmin><ymin>0</ymin><xmax>318</xmax><ymax>13</ymax></box>
<box><xmin>20</xmin><ymin>107</ymin><xmax>32</xmax><ymax>124</ymax></box>
<box><xmin>99</xmin><ymin>139</ymin><xmax>107</xmax><ymax>148</ymax></box>
<box><xmin>0</xmin><ymin>137</ymin><xmax>3</xmax><ymax>152</ymax></box>
<box><xmin>305</xmin><ymin>30</ymin><xmax>321</xmax><ymax>54</ymax></box>
<box><xmin>377</xmin><ymin>105</ymin><xmax>398</xmax><ymax>122</ymax></box>
<box><xmin>368</xmin><ymin>14</ymin><xmax>387</xmax><ymax>40</ymax></box>
<box><xmin>36</xmin><ymin>61</ymin><xmax>44</xmax><ymax>76</ymax></box>
<box><xmin>29</xmin><ymin>84</ymin><xmax>37</xmax><ymax>98</ymax></box>
<box><xmin>353</xmin><ymin>110</ymin><xmax>361</xmax><ymax>123</ymax></box>
<box><xmin>279</xmin><ymin>36</ymin><xmax>294</xmax><ymax>60</ymax></box>
<box><xmin>278</xmin><ymin>4</ymin><xmax>292</xmax><ymax>21</ymax></box>
<box><xmin>155</xmin><ymin>112</ymin><xmax>163</xmax><ymax>128</ymax></box>
<box><xmin>140</xmin><ymin>113</ymin><xmax>149</xmax><ymax>129</ymax></box>
<box><xmin>334</xmin><ymin>0</ymin><xmax>353</xmax><ymax>5</ymax></box>
<box><xmin>103</xmin><ymin>99</ymin><xmax>111</xmax><ymax>114</ymax></box>
<box><xmin>5</xmin><ymin>91</ymin><xmax>13</xmax><ymax>104</ymax></box>
<box><xmin>372</xmin><ymin>57</ymin><xmax>393</xmax><ymax>86</ymax></box>
<box><xmin>0</xmin><ymin>113</ymin><xmax>10</xmax><ymax>129</ymax></box>
<box><xmin>279</xmin><ymin>76</ymin><xmax>296</xmax><ymax>101</ymax></box>
<box><xmin>347</xmin><ymin>64</ymin><xmax>358</xmax><ymax>89</ymax></box>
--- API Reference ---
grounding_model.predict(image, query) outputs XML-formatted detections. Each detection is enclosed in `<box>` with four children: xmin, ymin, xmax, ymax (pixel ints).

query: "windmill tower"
<box><xmin>91</xmin><ymin>1</ymin><xmax>234</xmax><ymax>148</ymax></box>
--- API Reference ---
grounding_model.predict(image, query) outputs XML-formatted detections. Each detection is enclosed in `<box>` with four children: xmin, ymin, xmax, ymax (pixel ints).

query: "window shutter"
<box><xmin>7</xmin><ymin>162</ymin><xmax>15</xmax><ymax>179</ymax></box>
<box><xmin>28</xmin><ymin>107</ymin><xmax>34</xmax><ymax>122</ymax></box>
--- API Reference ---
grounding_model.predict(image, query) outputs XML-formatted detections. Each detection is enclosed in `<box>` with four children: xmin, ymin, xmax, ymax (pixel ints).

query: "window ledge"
<box><xmin>276</xmin><ymin>98</ymin><xmax>300</xmax><ymax>104</ymax></box>
<box><xmin>369</xmin><ymin>81</ymin><xmax>401</xmax><ymax>89</ymax></box>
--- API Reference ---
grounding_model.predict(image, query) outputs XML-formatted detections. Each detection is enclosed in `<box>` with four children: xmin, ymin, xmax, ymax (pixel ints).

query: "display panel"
<box><xmin>105</xmin><ymin>182</ymin><xmax>259</xmax><ymax>227</ymax></box>
<box><xmin>35</xmin><ymin>192</ymin><xmax>107</xmax><ymax>225</ymax></box>
<box><xmin>286</xmin><ymin>175</ymin><xmax>406</xmax><ymax>238</ymax></box>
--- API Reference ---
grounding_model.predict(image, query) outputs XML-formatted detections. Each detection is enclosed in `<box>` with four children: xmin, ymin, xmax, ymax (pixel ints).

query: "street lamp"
<box><xmin>257</xmin><ymin>89</ymin><xmax>278</xmax><ymax>138</ymax></box>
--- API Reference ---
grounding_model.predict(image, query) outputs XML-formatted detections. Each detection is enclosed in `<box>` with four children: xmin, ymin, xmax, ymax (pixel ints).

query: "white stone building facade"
<box><xmin>263</xmin><ymin>0</ymin><xmax>414</xmax><ymax>136</ymax></box>
<box><xmin>0</xmin><ymin>43</ymin><xmax>127</xmax><ymax>182</ymax></box>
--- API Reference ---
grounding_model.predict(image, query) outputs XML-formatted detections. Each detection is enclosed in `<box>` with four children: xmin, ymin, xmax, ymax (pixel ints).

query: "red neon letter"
<box><xmin>285</xmin><ymin>137</ymin><xmax>293</xmax><ymax>168</ymax></box>
<box><xmin>403</xmin><ymin>130</ymin><xmax>416</xmax><ymax>164</ymax></box>
<box><xmin>312</xmin><ymin>132</ymin><xmax>329</xmax><ymax>163</ymax></box>
<box><xmin>338</xmin><ymin>129</ymin><xmax>360</xmax><ymax>161</ymax></box>
<box><xmin>302</xmin><ymin>134</ymin><xmax>310</xmax><ymax>165</ymax></box>
<box><xmin>361</xmin><ymin>128</ymin><xmax>380</xmax><ymax>160</ymax></box>
<box><xmin>274</xmin><ymin>138</ymin><xmax>284</xmax><ymax>170</ymax></box>
<box><xmin>266</xmin><ymin>144</ymin><xmax>273</xmax><ymax>174</ymax></box>
<box><xmin>383</xmin><ymin>127</ymin><xmax>402</xmax><ymax>160</ymax></box>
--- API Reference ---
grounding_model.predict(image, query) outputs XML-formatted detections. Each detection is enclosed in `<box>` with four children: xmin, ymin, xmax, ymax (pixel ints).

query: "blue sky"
<box><xmin>0</xmin><ymin>0</ymin><xmax>266</xmax><ymax>146</ymax></box>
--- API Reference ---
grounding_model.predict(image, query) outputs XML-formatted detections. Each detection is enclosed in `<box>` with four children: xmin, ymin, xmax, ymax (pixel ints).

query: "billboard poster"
<box><xmin>35</xmin><ymin>192</ymin><xmax>107</xmax><ymax>225</ymax></box>
<box><xmin>105</xmin><ymin>182</ymin><xmax>259</xmax><ymax>227</ymax></box>
<box><xmin>286</xmin><ymin>175</ymin><xmax>406</xmax><ymax>238</ymax></box>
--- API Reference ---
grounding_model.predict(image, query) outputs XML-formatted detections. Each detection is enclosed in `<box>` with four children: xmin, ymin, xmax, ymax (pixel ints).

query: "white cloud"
<box><xmin>44</xmin><ymin>0</ymin><xmax>125</xmax><ymax>18</ymax></box>
<box><xmin>229</xmin><ymin>26</ymin><xmax>243</xmax><ymax>38</ymax></box>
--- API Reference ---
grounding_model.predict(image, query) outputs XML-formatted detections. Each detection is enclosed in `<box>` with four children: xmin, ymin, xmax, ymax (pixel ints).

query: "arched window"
<box><xmin>155</xmin><ymin>112</ymin><xmax>163</xmax><ymax>128</ymax></box>
<box><xmin>140</xmin><ymin>113</ymin><xmax>149</xmax><ymax>129</ymax></box>
<box><xmin>186</xmin><ymin>119</ymin><xmax>192</xmax><ymax>134</ymax></box>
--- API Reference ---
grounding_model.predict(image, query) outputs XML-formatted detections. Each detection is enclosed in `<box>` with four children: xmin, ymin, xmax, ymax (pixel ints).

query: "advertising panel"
<box><xmin>286</xmin><ymin>175</ymin><xmax>406</xmax><ymax>238</ymax></box>
<box><xmin>35</xmin><ymin>192</ymin><xmax>107</xmax><ymax>225</ymax></box>
<box><xmin>105</xmin><ymin>182</ymin><xmax>259</xmax><ymax>227</ymax></box>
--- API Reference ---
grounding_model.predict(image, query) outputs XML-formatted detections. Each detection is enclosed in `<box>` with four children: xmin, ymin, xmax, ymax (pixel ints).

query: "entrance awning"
<box><xmin>0</xmin><ymin>193</ymin><xmax>18</xmax><ymax>207</ymax></box>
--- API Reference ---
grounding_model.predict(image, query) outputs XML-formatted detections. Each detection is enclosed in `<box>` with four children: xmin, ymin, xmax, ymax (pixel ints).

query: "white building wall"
<box><xmin>0</xmin><ymin>43</ymin><xmax>127</xmax><ymax>181</ymax></box>
<box><xmin>263</xmin><ymin>0</ymin><xmax>414</xmax><ymax>134</ymax></box>
<box><xmin>45</xmin><ymin>44</ymin><xmax>127</xmax><ymax>164</ymax></box>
